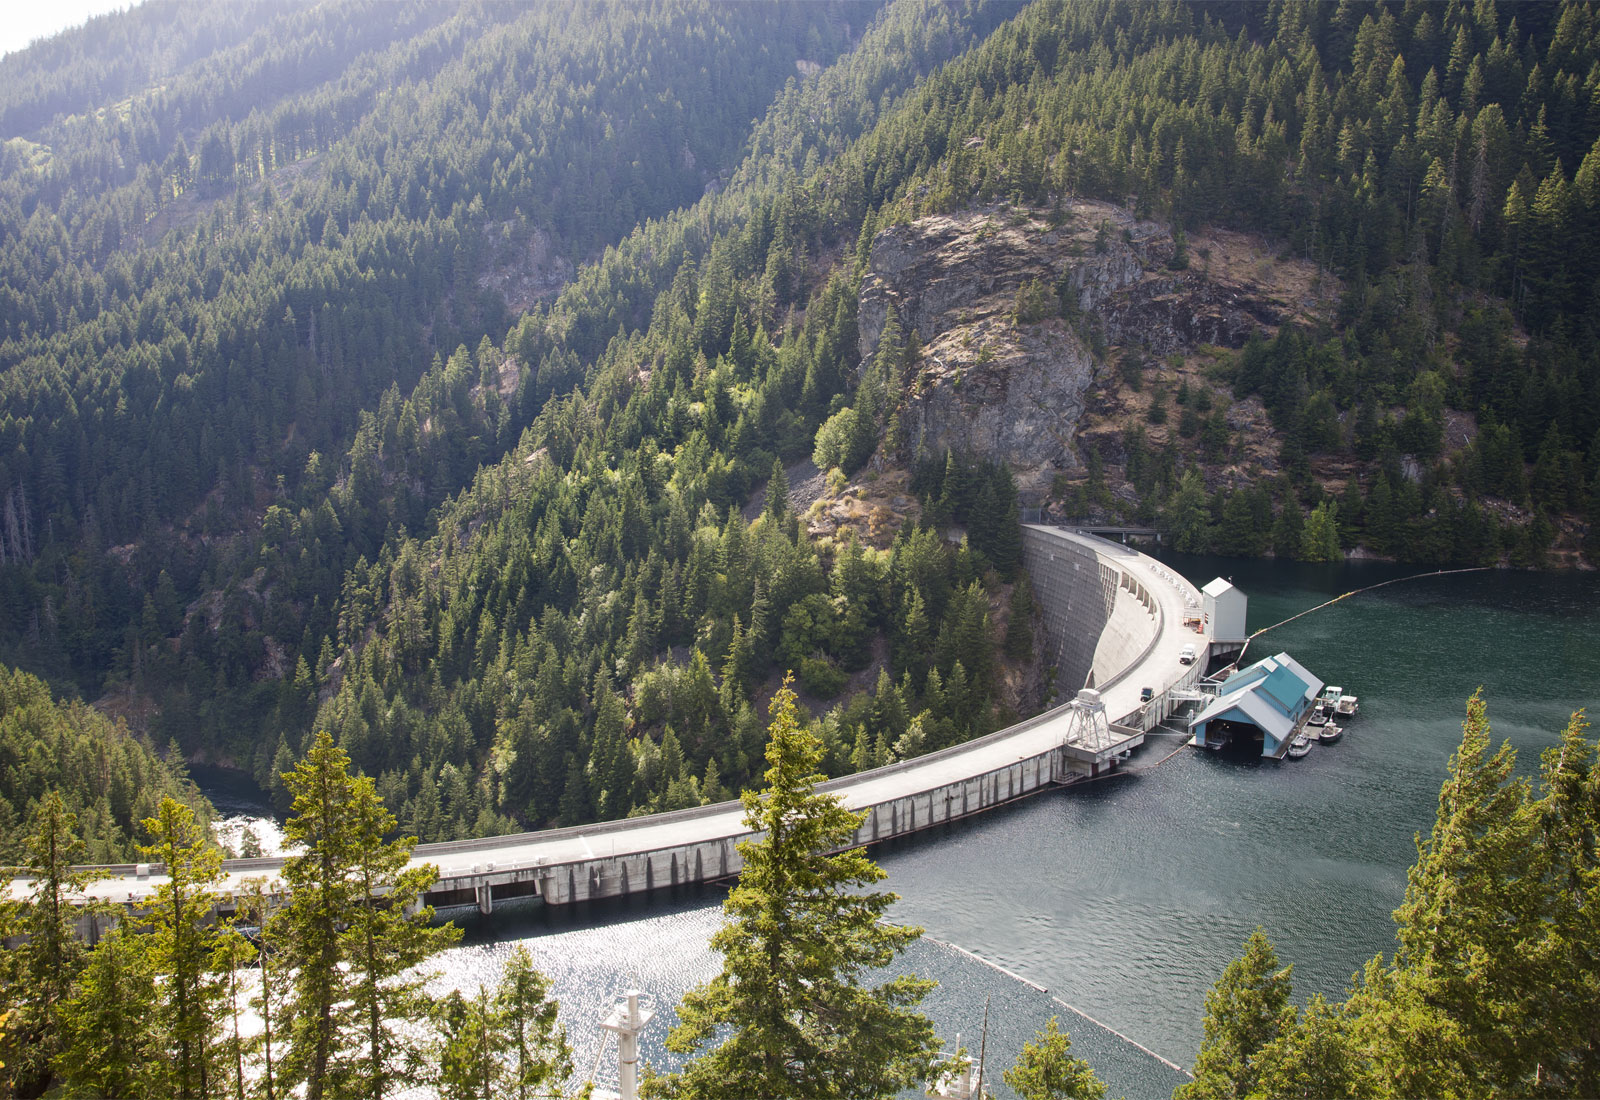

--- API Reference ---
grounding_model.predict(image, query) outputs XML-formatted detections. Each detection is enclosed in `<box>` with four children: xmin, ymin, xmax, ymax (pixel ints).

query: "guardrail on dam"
<box><xmin>23</xmin><ymin>529</ymin><xmax>1210</xmax><ymax>921</ymax></box>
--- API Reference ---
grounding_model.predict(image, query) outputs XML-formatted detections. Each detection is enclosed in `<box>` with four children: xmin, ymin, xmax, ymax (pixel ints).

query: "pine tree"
<box><xmin>139</xmin><ymin>797</ymin><xmax>227</xmax><ymax>1098</ymax></box>
<box><xmin>1176</xmin><ymin>930</ymin><xmax>1294</xmax><ymax>1100</ymax></box>
<box><xmin>435</xmin><ymin>986</ymin><xmax>503</xmax><ymax>1100</ymax></box>
<box><xmin>213</xmin><ymin>926</ymin><xmax>257</xmax><ymax>1100</ymax></box>
<box><xmin>240</xmin><ymin>877</ymin><xmax>285</xmax><ymax>1100</ymax></box>
<box><xmin>1372</xmin><ymin>690</ymin><xmax>1546</xmax><ymax>1094</ymax></box>
<box><xmin>1002</xmin><ymin>1017</ymin><xmax>1107</xmax><ymax>1100</ymax></box>
<box><xmin>58</xmin><ymin>926</ymin><xmax>162</xmax><ymax>1099</ymax></box>
<box><xmin>1005</xmin><ymin>574</ymin><xmax>1035</xmax><ymax>661</ymax></box>
<box><xmin>1247</xmin><ymin>994</ymin><xmax>1366</xmax><ymax>1099</ymax></box>
<box><xmin>497</xmin><ymin>946</ymin><xmax>572</xmax><ymax>1100</ymax></box>
<box><xmin>1165</xmin><ymin>470</ymin><xmax>1211</xmax><ymax>553</ymax></box>
<box><xmin>986</xmin><ymin>466</ymin><xmax>1024</xmax><ymax>579</ymax></box>
<box><xmin>275</xmin><ymin>731</ymin><xmax>460</xmax><ymax>1100</ymax></box>
<box><xmin>1</xmin><ymin>792</ymin><xmax>88</xmax><ymax>1094</ymax></box>
<box><xmin>764</xmin><ymin>457</ymin><xmax>790</xmax><ymax>524</ymax></box>
<box><xmin>652</xmin><ymin>680</ymin><xmax>938</xmax><ymax>1099</ymax></box>
<box><xmin>1271</xmin><ymin>498</ymin><xmax>1304</xmax><ymax>558</ymax></box>
<box><xmin>1298</xmin><ymin>501</ymin><xmax>1342</xmax><ymax>562</ymax></box>
<box><xmin>896</xmin><ymin>587</ymin><xmax>933</xmax><ymax>690</ymax></box>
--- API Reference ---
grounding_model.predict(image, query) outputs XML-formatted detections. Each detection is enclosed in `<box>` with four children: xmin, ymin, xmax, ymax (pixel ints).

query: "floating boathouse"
<box><xmin>1187</xmin><ymin>652</ymin><xmax>1324</xmax><ymax>758</ymax></box>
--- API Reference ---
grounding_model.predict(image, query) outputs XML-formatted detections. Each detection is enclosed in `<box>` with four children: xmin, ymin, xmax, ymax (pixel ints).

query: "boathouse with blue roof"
<box><xmin>1188</xmin><ymin>652</ymin><xmax>1324</xmax><ymax>758</ymax></box>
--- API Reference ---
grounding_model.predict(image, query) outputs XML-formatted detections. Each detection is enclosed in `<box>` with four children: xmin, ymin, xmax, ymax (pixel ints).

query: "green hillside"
<box><xmin>0</xmin><ymin>0</ymin><xmax>1597</xmax><ymax>842</ymax></box>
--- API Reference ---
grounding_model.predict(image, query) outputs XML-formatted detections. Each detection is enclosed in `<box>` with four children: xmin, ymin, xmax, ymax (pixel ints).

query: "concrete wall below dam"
<box><xmin>1023</xmin><ymin>527</ymin><xmax>1162</xmax><ymax>694</ymax></box>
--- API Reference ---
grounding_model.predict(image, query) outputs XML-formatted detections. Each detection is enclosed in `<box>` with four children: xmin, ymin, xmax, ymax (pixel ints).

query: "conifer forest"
<box><xmin>2</xmin><ymin>1</ymin><xmax>1599</xmax><ymax>1097</ymax></box>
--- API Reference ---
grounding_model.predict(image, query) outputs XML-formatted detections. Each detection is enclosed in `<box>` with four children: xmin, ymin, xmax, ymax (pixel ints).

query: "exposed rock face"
<box><xmin>858</xmin><ymin>203</ymin><xmax>1170</xmax><ymax>361</ymax></box>
<box><xmin>478</xmin><ymin>221</ymin><xmax>575</xmax><ymax>313</ymax></box>
<box><xmin>856</xmin><ymin>201</ymin><xmax>1279</xmax><ymax>492</ymax></box>
<box><xmin>1097</xmin><ymin>275</ymin><xmax>1280</xmax><ymax>355</ymax></box>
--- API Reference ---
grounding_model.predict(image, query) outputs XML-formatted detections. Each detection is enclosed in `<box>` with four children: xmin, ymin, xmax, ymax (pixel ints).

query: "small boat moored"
<box><xmin>1286</xmin><ymin>733</ymin><xmax>1313</xmax><ymax>759</ymax></box>
<box><xmin>1319</xmin><ymin>722</ymin><xmax>1344</xmax><ymax>743</ymax></box>
<box><xmin>1335</xmin><ymin>694</ymin><xmax>1359</xmax><ymax>718</ymax></box>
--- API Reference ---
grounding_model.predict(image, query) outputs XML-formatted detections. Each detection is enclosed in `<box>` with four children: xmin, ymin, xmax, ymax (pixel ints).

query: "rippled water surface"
<box><xmin>877</xmin><ymin>557</ymin><xmax>1600</xmax><ymax>1068</ymax></box>
<box><xmin>205</xmin><ymin>559</ymin><xmax>1600</xmax><ymax>1098</ymax></box>
<box><xmin>434</xmin><ymin>891</ymin><xmax>1188</xmax><ymax>1099</ymax></box>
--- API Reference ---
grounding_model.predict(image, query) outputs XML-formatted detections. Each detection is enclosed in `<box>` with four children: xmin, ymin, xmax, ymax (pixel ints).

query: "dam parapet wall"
<box><xmin>24</xmin><ymin>531</ymin><xmax>1208</xmax><ymax>921</ymax></box>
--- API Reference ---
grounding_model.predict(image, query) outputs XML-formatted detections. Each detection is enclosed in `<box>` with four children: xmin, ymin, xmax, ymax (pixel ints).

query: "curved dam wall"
<box><xmin>1022</xmin><ymin>528</ymin><xmax>1160</xmax><ymax>693</ymax></box>
<box><xmin>38</xmin><ymin>532</ymin><xmax>1206</xmax><ymax>920</ymax></box>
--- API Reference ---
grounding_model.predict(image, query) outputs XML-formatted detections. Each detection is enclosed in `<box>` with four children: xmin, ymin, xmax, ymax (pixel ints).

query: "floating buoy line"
<box><xmin>1235</xmin><ymin>566</ymin><xmax>1493</xmax><ymax>666</ymax></box>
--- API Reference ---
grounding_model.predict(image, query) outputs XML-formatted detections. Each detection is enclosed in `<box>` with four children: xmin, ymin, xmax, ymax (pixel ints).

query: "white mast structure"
<box><xmin>598</xmin><ymin>989</ymin><xmax>656</xmax><ymax>1100</ymax></box>
<box><xmin>926</xmin><ymin>997</ymin><xmax>992</xmax><ymax>1100</ymax></box>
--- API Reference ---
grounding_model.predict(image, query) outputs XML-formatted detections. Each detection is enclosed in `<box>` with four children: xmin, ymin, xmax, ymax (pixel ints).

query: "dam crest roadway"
<box><xmin>29</xmin><ymin>528</ymin><xmax>1218</xmax><ymax>917</ymax></box>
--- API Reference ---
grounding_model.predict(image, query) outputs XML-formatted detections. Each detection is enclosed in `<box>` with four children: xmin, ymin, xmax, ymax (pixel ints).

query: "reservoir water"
<box><xmin>206</xmin><ymin>557</ymin><xmax>1600</xmax><ymax>1098</ymax></box>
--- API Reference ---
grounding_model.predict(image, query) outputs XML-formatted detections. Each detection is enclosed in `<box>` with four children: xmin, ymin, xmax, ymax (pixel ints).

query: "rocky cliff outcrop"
<box><xmin>856</xmin><ymin>201</ymin><xmax>1284</xmax><ymax>492</ymax></box>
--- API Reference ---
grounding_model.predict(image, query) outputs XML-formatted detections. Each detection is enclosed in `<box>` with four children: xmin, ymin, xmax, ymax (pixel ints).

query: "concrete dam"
<box><xmin>37</xmin><ymin>529</ymin><xmax>1215</xmax><ymax>917</ymax></box>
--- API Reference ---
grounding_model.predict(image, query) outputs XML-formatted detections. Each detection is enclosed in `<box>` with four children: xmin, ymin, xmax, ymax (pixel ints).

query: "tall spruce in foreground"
<box><xmin>433</xmin><ymin>949</ymin><xmax>572</xmax><ymax>1100</ymax></box>
<box><xmin>1183</xmin><ymin>694</ymin><xmax>1600</xmax><ymax>1099</ymax></box>
<box><xmin>239</xmin><ymin>877</ymin><xmax>285</xmax><ymax>1100</ymax></box>
<box><xmin>650</xmin><ymin>679</ymin><xmax>938</xmax><ymax>1100</ymax></box>
<box><xmin>1004</xmin><ymin>1017</ymin><xmax>1107</xmax><ymax>1100</ymax></box>
<box><xmin>57</xmin><ymin>926</ymin><xmax>161</xmax><ymax>1099</ymax></box>
<box><xmin>1175</xmin><ymin>930</ymin><xmax>1294</xmax><ymax>1100</ymax></box>
<box><xmin>0</xmin><ymin>792</ymin><xmax>88</xmax><ymax>1095</ymax></box>
<box><xmin>139</xmin><ymin>797</ymin><xmax>227</xmax><ymax>1098</ymax></box>
<box><xmin>275</xmin><ymin>731</ymin><xmax>460</xmax><ymax>1100</ymax></box>
<box><xmin>497</xmin><ymin>946</ymin><xmax>573</xmax><ymax>1100</ymax></box>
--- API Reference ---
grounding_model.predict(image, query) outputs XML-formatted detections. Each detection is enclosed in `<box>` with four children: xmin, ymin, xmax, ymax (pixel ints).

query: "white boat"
<box><xmin>1335</xmin><ymin>694</ymin><xmax>1359</xmax><ymax>718</ymax></box>
<box><xmin>1319</xmin><ymin>722</ymin><xmax>1343</xmax><ymax>744</ymax></box>
<box><xmin>1286</xmin><ymin>733</ymin><xmax>1312</xmax><ymax>759</ymax></box>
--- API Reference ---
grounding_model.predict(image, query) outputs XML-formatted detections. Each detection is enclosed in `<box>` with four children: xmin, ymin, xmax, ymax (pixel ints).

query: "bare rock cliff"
<box><xmin>857</xmin><ymin>201</ymin><xmax>1280</xmax><ymax>492</ymax></box>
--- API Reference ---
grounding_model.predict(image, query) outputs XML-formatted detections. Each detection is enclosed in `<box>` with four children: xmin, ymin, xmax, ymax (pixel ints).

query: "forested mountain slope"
<box><xmin>2</xmin><ymin>0</ymin><xmax>1599</xmax><ymax>844</ymax></box>
<box><xmin>0</xmin><ymin>0</ymin><xmax>880</xmax><ymax>684</ymax></box>
<box><xmin>291</xmin><ymin>0</ymin><xmax>1600</xmax><ymax>840</ymax></box>
<box><xmin>0</xmin><ymin>665</ymin><xmax>212</xmax><ymax>862</ymax></box>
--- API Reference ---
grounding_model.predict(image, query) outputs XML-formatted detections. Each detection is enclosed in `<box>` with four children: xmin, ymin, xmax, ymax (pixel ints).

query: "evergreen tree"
<box><xmin>986</xmin><ymin>466</ymin><xmax>1024</xmax><ymax>579</ymax></box>
<box><xmin>765</xmin><ymin>457</ymin><xmax>791</xmax><ymax>524</ymax></box>
<box><xmin>1245</xmin><ymin>995</ymin><xmax>1366</xmax><ymax>1100</ymax></box>
<box><xmin>0</xmin><ymin>792</ymin><xmax>88</xmax><ymax>1094</ymax></box>
<box><xmin>1270</xmin><ymin>499</ymin><xmax>1304</xmax><ymax>559</ymax></box>
<box><xmin>239</xmin><ymin>877</ymin><xmax>285</xmax><ymax>1100</ymax></box>
<box><xmin>1176</xmin><ymin>930</ymin><xmax>1294</xmax><ymax>1100</ymax></box>
<box><xmin>1002</xmin><ymin>1017</ymin><xmax>1107</xmax><ymax>1100</ymax></box>
<box><xmin>435</xmin><ymin>986</ymin><xmax>503</xmax><ymax>1100</ymax></box>
<box><xmin>652</xmin><ymin>679</ymin><xmax>938</xmax><ymax>1099</ymax></box>
<box><xmin>1192</xmin><ymin>695</ymin><xmax>1600</xmax><ymax>1097</ymax></box>
<box><xmin>58</xmin><ymin>927</ymin><xmax>162</xmax><ymax>1100</ymax></box>
<box><xmin>497</xmin><ymin>946</ymin><xmax>572</xmax><ymax>1100</ymax></box>
<box><xmin>344</xmin><ymin>754</ymin><xmax>458</xmax><ymax>1098</ymax></box>
<box><xmin>1298</xmin><ymin>501</ymin><xmax>1343</xmax><ymax>563</ymax></box>
<box><xmin>213</xmin><ymin>926</ymin><xmax>258</xmax><ymax>1100</ymax></box>
<box><xmin>1165</xmin><ymin>470</ymin><xmax>1211</xmax><ymax>553</ymax></box>
<box><xmin>1005</xmin><ymin>574</ymin><xmax>1035</xmax><ymax>661</ymax></box>
<box><xmin>138</xmin><ymin>797</ymin><xmax>227</xmax><ymax>1098</ymax></box>
<box><xmin>275</xmin><ymin>731</ymin><xmax>460</xmax><ymax>1100</ymax></box>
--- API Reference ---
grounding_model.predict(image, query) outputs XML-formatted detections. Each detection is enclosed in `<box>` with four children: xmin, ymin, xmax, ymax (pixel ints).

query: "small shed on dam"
<box><xmin>1201</xmin><ymin>577</ymin><xmax>1247</xmax><ymax>644</ymax></box>
<box><xmin>1188</xmin><ymin>652</ymin><xmax>1323</xmax><ymax>757</ymax></box>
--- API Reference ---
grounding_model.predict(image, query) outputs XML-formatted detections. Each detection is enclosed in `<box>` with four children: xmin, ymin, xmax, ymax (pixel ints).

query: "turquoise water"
<box><xmin>880</xmin><ymin>557</ymin><xmax>1598</xmax><ymax>1069</ymax></box>
<box><xmin>310</xmin><ymin>558</ymin><xmax>1600</xmax><ymax>1098</ymax></box>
